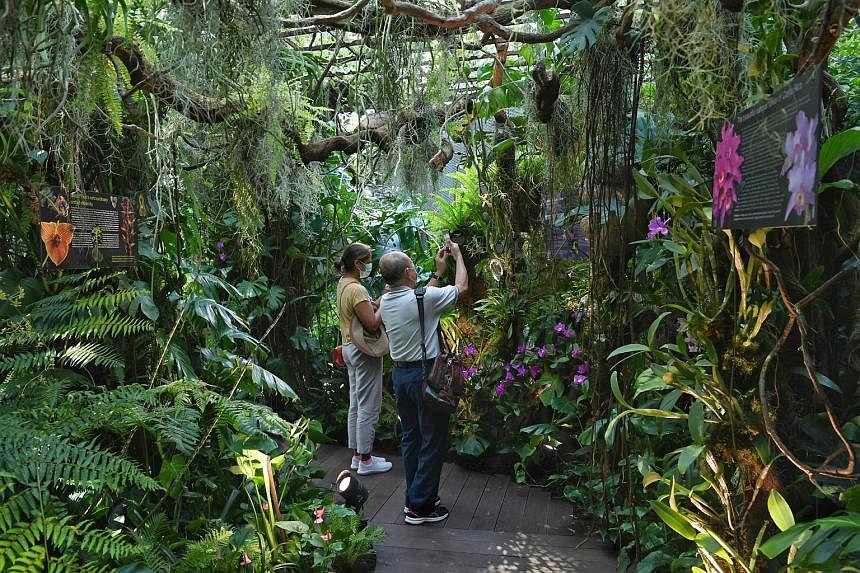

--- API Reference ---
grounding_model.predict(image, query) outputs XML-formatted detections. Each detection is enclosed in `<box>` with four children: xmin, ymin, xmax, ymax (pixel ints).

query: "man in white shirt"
<box><xmin>378</xmin><ymin>242</ymin><xmax>468</xmax><ymax>525</ymax></box>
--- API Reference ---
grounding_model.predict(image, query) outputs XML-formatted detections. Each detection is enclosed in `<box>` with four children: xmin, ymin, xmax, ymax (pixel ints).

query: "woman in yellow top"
<box><xmin>335</xmin><ymin>243</ymin><xmax>393</xmax><ymax>475</ymax></box>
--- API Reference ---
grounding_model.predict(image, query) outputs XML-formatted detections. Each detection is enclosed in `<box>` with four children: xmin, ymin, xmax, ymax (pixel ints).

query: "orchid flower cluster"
<box><xmin>460</xmin><ymin>312</ymin><xmax>590</xmax><ymax>399</ymax></box>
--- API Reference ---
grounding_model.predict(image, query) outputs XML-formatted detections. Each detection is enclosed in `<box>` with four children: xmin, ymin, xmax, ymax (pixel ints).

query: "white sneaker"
<box><xmin>351</xmin><ymin>455</ymin><xmax>387</xmax><ymax>470</ymax></box>
<box><xmin>357</xmin><ymin>457</ymin><xmax>393</xmax><ymax>476</ymax></box>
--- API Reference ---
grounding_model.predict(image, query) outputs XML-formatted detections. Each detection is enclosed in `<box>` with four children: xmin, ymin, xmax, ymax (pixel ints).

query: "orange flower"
<box><xmin>40</xmin><ymin>222</ymin><xmax>74</xmax><ymax>266</ymax></box>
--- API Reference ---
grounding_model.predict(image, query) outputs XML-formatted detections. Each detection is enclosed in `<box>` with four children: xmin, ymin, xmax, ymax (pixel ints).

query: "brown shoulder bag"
<box><xmin>415</xmin><ymin>287</ymin><xmax>465</xmax><ymax>415</ymax></box>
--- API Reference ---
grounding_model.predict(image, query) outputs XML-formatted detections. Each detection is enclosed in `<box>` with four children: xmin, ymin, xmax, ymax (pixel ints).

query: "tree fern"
<box><xmin>175</xmin><ymin>526</ymin><xmax>258</xmax><ymax>573</ymax></box>
<box><xmin>0</xmin><ymin>435</ymin><xmax>160</xmax><ymax>492</ymax></box>
<box><xmin>60</xmin><ymin>343</ymin><xmax>125</xmax><ymax>369</ymax></box>
<box><xmin>91</xmin><ymin>53</ymin><xmax>124</xmax><ymax>135</ymax></box>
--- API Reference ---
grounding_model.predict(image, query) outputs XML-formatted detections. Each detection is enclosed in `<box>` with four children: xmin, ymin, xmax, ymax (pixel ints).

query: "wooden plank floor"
<box><xmin>313</xmin><ymin>445</ymin><xmax>617</xmax><ymax>572</ymax></box>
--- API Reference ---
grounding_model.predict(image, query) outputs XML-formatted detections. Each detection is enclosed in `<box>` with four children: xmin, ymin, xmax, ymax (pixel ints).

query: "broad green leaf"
<box><xmin>275</xmin><ymin>520</ymin><xmax>309</xmax><ymax>533</ymax></box>
<box><xmin>633</xmin><ymin>169</ymin><xmax>657</xmax><ymax>198</ymax></box>
<box><xmin>647</xmin><ymin>312</ymin><xmax>672</xmax><ymax>349</ymax></box>
<box><xmin>663</xmin><ymin>241</ymin><xmax>688</xmax><ymax>255</ymax></box>
<box><xmin>642</xmin><ymin>471</ymin><xmax>662</xmax><ymax>488</ymax></box>
<box><xmin>789</xmin><ymin>366</ymin><xmax>842</xmax><ymax>393</ymax></box>
<box><xmin>818</xmin><ymin>178</ymin><xmax>856</xmax><ymax>192</ymax></box>
<box><xmin>610</xmin><ymin>371</ymin><xmax>632</xmax><ymax>408</ymax></box>
<box><xmin>605</xmin><ymin>407</ymin><xmax>686</xmax><ymax>448</ymax></box>
<box><xmin>650</xmin><ymin>500</ymin><xmax>697</xmax><ymax>540</ymax></box>
<box><xmin>759</xmin><ymin>523</ymin><xmax>813</xmax><ymax>558</ymax></box>
<box><xmin>570</xmin><ymin>0</ymin><xmax>594</xmax><ymax>18</ymax></box>
<box><xmin>678</xmin><ymin>444</ymin><xmax>704</xmax><ymax>474</ymax></box>
<box><xmin>768</xmin><ymin>490</ymin><xmax>795</xmax><ymax>531</ymax></box>
<box><xmin>138</xmin><ymin>294</ymin><xmax>159</xmax><ymax>321</ymax></box>
<box><xmin>634</xmin><ymin>368</ymin><xmax>668</xmax><ymax>397</ymax></box>
<box><xmin>695</xmin><ymin>532</ymin><xmax>730</xmax><ymax>561</ymax></box>
<box><xmin>819</xmin><ymin>126</ymin><xmax>860</xmax><ymax>178</ymax></box>
<box><xmin>607</xmin><ymin>343</ymin><xmax>650</xmax><ymax>358</ymax></box>
<box><xmin>520</xmin><ymin>423</ymin><xmax>557</xmax><ymax>435</ymax></box>
<box><xmin>748</xmin><ymin>228</ymin><xmax>769</xmax><ymax>250</ymax></box>
<box><xmin>688</xmin><ymin>400</ymin><xmax>705</xmax><ymax>444</ymax></box>
<box><xmin>843</xmin><ymin>484</ymin><xmax>860</xmax><ymax>512</ymax></box>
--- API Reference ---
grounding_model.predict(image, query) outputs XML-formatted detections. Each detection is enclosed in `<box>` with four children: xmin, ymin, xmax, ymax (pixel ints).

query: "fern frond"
<box><xmin>127</xmin><ymin>514</ymin><xmax>176</xmax><ymax>573</ymax></box>
<box><xmin>59</xmin><ymin>315</ymin><xmax>153</xmax><ymax>340</ymax></box>
<box><xmin>0</xmin><ymin>349</ymin><xmax>57</xmax><ymax>373</ymax></box>
<box><xmin>80</xmin><ymin>271</ymin><xmax>126</xmax><ymax>292</ymax></box>
<box><xmin>0</xmin><ymin>539</ymin><xmax>46</xmax><ymax>571</ymax></box>
<box><xmin>78</xmin><ymin>524</ymin><xmax>135</xmax><ymax>560</ymax></box>
<box><xmin>73</xmin><ymin>289</ymin><xmax>147</xmax><ymax>314</ymax></box>
<box><xmin>91</xmin><ymin>54</ymin><xmax>123</xmax><ymax>135</ymax></box>
<box><xmin>0</xmin><ymin>486</ymin><xmax>40</xmax><ymax>532</ymax></box>
<box><xmin>0</xmin><ymin>436</ymin><xmax>161</xmax><ymax>493</ymax></box>
<box><xmin>175</xmin><ymin>526</ymin><xmax>253</xmax><ymax>573</ymax></box>
<box><xmin>60</xmin><ymin>343</ymin><xmax>124</xmax><ymax>369</ymax></box>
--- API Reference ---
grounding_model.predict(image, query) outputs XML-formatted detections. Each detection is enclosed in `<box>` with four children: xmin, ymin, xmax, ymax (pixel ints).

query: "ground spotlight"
<box><xmin>335</xmin><ymin>469</ymin><xmax>369</xmax><ymax>512</ymax></box>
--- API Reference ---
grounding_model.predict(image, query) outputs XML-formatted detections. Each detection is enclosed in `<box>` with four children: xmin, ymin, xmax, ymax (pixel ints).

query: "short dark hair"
<box><xmin>379</xmin><ymin>252</ymin><xmax>410</xmax><ymax>284</ymax></box>
<box><xmin>336</xmin><ymin>242</ymin><xmax>371</xmax><ymax>274</ymax></box>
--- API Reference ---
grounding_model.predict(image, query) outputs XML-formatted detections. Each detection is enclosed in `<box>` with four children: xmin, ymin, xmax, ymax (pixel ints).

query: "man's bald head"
<box><xmin>380</xmin><ymin>251</ymin><xmax>413</xmax><ymax>285</ymax></box>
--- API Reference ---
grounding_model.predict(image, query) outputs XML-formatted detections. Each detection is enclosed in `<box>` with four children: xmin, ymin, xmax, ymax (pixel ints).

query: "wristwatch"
<box><xmin>429</xmin><ymin>272</ymin><xmax>442</xmax><ymax>281</ymax></box>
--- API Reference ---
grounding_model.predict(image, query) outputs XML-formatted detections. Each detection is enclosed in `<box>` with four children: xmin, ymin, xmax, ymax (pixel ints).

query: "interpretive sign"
<box><xmin>39</xmin><ymin>187</ymin><xmax>137</xmax><ymax>269</ymax></box>
<box><xmin>713</xmin><ymin>68</ymin><xmax>821</xmax><ymax>229</ymax></box>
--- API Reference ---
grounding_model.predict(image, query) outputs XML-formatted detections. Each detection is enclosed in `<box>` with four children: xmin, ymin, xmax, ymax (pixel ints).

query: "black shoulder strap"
<box><xmin>414</xmin><ymin>287</ymin><xmax>427</xmax><ymax>369</ymax></box>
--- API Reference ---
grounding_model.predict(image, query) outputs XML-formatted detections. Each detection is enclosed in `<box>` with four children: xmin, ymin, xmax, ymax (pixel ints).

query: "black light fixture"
<box><xmin>335</xmin><ymin>469</ymin><xmax>369</xmax><ymax>513</ymax></box>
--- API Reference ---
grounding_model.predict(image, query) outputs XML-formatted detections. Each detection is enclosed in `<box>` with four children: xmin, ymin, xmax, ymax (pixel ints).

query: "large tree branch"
<box><xmin>106</xmin><ymin>36</ymin><xmax>462</xmax><ymax>167</ymax></box>
<box><xmin>290</xmin><ymin>127</ymin><xmax>391</xmax><ymax>164</ymax></box>
<box><xmin>283</xmin><ymin>0</ymin><xmax>371</xmax><ymax>28</ymax></box>
<box><xmin>798</xmin><ymin>0</ymin><xmax>860</xmax><ymax>72</ymax></box>
<box><xmin>284</xmin><ymin>0</ymin><xmax>610</xmax><ymax>45</ymax></box>
<box><xmin>106</xmin><ymin>37</ymin><xmax>240</xmax><ymax>123</ymax></box>
<box><xmin>379</xmin><ymin>0</ymin><xmax>497</xmax><ymax>29</ymax></box>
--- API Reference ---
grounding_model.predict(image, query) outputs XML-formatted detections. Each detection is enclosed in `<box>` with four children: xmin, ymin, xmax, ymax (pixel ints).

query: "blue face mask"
<box><xmin>360</xmin><ymin>262</ymin><xmax>372</xmax><ymax>279</ymax></box>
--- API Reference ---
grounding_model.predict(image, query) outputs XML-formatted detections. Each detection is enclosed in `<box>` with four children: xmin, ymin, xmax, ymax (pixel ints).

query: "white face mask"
<box><xmin>359</xmin><ymin>262</ymin><xmax>372</xmax><ymax>279</ymax></box>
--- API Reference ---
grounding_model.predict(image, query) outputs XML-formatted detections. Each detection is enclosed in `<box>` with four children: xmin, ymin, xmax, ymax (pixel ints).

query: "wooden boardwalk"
<box><xmin>313</xmin><ymin>445</ymin><xmax>617</xmax><ymax>572</ymax></box>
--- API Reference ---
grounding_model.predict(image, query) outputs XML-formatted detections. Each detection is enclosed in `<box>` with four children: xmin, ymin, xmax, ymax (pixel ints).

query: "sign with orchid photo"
<box><xmin>39</xmin><ymin>187</ymin><xmax>138</xmax><ymax>269</ymax></box>
<box><xmin>712</xmin><ymin>67</ymin><xmax>822</xmax><ymax>229</ymax></box>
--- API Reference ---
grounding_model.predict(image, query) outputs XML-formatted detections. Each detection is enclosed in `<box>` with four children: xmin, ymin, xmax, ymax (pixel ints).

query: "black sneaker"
<box><xmin>403</xmin><ymin>496</ymin><xmax>441</xmax><ymax>514</ymax></box>
<box><xmin>404</xmin><ymin>505</ymin><xmax>449</xmax><ymax>525</ymax></box>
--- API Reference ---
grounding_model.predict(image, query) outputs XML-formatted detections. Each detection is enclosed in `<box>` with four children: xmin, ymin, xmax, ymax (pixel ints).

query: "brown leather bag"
<box><xmin>415</xmin><ymin>288</ymin><xmax>464</xmax><ymax>415</ymax></box>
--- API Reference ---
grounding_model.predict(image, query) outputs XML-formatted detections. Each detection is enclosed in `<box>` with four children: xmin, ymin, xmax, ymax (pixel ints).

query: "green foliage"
<box><xmin>830</xmin><ymin>23</ymin><xmax>860</xmax><ymax>127</ymax></box>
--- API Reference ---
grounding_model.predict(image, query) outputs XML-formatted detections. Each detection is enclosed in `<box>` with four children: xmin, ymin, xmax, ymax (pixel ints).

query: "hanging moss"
<box><xmin>647</xmin><ymin>0</ymin><xmax>743</xmax><ymax>128</ymax></box>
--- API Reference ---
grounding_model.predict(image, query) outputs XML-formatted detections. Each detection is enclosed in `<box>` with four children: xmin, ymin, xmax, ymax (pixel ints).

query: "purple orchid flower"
<box><xmin>570</xmin><ymin>346</ymin><xmax>582</xmax><ymax>358</ymax></box>
<box><xmin>537</xmin><ymin>346</ymin><xmax>547</xmax><ymax>359</ymax></box>
<box><xmin>647</xmin><ymin>216</ymin><xmax>671</xmax><ymax>239</ymax></box>
<box><xmin>573</xmin><ymin>374</ymin><xmax>587</xmax><ymax>385</ymax></box>
<box><xmin>219</xmin><ymin>252</ymin><xmax>227</xmax><ymax>262</ymax></box>
<box><xmin>782</xmin><ymin>110</ymin><xmax>819</xmax><ymax>223</ymax></box>
<box><xmin>529</xmin><ymin>365</ymin><xmax>541</xmax><ymax>379</ymax></box>
<box><xmin>713</xmin><ymin>121</ymin><xmax>744</xmax><ymax>227</ymax></box>
<box><xmin>495</xmin><ymin>382</ymin><xmax>507</xmax><ymax>396</ymax></box>
<box><xmin>563</xmin><ymin>327</ymin><xmax>575</xmax><ymax>338</ymax></box>
<box><xmin>216</xmin><ymin>241</ymin><xmax>225</xmax><ymax>250</ymax></box>
<box><xmin>463</xmin><ymin>344</ymin><xmax>477</xmax><ymax>357</ymax></box>
<box><xmin>504</xmin><ymin>370</ymin><xmax>515</xmax><ymax>382</ymax></box>
<box><xmin>517</xmin><ymin>343</ymin><xmax>526</xmax><ymax>354</ymax></box>
<box><xmin>514</xmin><ymin>363</ymin><xmax>526</xmax><ymax>378</ymax></box>
<box><xmin>554</xmin><ymin>322</ymin><xmax>566</xmax><ymax>334</ymax></box>
<box><xmin>577</xmin><ymin>362</ymin><xmax>588</xmax><ymax>375</ymax></box>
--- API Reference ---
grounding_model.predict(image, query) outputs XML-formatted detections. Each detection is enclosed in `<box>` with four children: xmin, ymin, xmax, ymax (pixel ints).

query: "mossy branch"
<box><xmin>106</xmin><ymin>37</ymin><xmax>240</xmax><ymax>124</ymax></box>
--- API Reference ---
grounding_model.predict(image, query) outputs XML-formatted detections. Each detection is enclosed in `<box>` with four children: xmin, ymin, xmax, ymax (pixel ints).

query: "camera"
<box><xmin>442</xmin><ymin>230</ymin><xmax>451</xmax><ymax>252</ymax></box>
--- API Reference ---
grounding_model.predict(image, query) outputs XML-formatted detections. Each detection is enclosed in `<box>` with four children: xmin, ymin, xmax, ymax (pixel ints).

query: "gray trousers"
<box><xmin>343</xmin><ymin>344</ymin><xmax>383</xmax><ymax>454</ymax></box>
